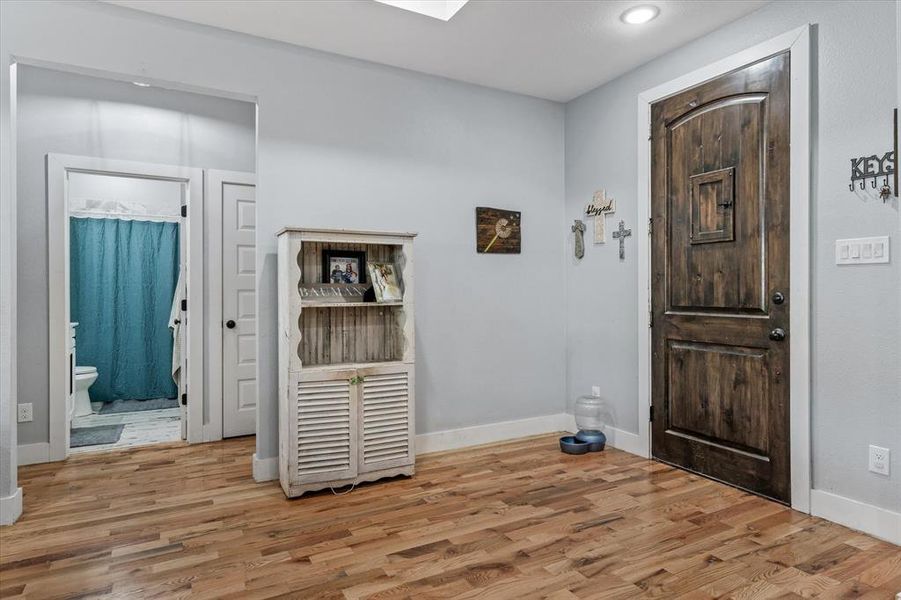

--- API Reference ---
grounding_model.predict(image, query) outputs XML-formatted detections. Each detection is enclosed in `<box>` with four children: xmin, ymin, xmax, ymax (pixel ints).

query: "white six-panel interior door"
<box><xmin>221</xmin><ymin>180</ymin><xmax>257</xmax><ymax>438</ymax></box>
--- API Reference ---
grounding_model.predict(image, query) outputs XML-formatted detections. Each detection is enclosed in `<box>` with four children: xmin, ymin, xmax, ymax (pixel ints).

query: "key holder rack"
<box><xmin>849</xmin><ymin>109</ymin><xmax>898</xmax><ymax>201</ymax></box>
<box><xmin>849</xmin><ymin>151</ymin><xmax>894</xmax><ymax>198</ymax></box>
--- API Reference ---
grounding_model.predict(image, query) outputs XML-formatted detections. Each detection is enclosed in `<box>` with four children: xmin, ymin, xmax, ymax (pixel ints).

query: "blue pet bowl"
<box><xmin>575</xmin><ymin>430</ymin><xmax>606</xmax><ymax>452</ymax></box>
<box><xmin>559</xmin><ymin>435</ymin><xmax>590</xmax><ymax>455</ymax></box>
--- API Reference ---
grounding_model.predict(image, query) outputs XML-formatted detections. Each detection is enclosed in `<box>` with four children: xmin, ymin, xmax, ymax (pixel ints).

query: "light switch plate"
<box><xmin>869</xmin><ymin>445</ymin><xmax>890</xmax><ymax>476</ymax></box>
<box><xmin>836</xmin><ymin>236</ymin><xmax>890</xmax><ymax>265</ymax></box>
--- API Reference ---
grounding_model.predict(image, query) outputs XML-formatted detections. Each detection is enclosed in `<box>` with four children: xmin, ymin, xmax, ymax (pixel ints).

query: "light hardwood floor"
<box><xmin>1</xmin><ymin>435</ymin><xmax>899</xmax><ymax>599</ymax></box>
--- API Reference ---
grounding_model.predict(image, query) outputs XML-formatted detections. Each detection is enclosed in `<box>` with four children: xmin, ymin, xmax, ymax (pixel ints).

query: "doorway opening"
<box><xmin>14</xmin><ymin>63</ymin><xmax>258</xmax><ymax>464</ymax></box>
<box><xmin>47</xmin><ymin>155</ymin><xmax>205</xmax><ymax>458</ymax></box>
<box><xmin>66</xmin><ymin>172</ymin><xmax>187</xmax><ymax>453</ymax></box>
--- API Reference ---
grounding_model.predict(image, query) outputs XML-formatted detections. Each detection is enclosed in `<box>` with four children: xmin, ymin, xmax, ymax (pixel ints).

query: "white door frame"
<box><xmin>636</xmin><ymin>25</ymin><xmax>812</xmax><ymax>513</ymax></box>
<box><xmin>205</xmin><ymin>169</ymin><xmax>256</xmax><ymax>442</ymax></box>
<box><xmin>46</xmin><ymin>154</ymin><xmax>205</xmax><ymax>460</ymax></box>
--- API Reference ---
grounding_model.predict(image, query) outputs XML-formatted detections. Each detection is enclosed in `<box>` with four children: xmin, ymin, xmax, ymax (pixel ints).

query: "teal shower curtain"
<box><xmin>70</xmin><ymin>217</ymin><xmax>180</xmax><ymax>402</ymax></box>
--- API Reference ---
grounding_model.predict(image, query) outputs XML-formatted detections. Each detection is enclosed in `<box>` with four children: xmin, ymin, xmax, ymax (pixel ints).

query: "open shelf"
<box><xmin>300</xmin><ymin>301</ymin><xmax>404</xmax><ymax>309</ymax></box>
<box><xmin>301</xmin><ymin>360</ymin><xmax>410</xmax><ymax>372</ymax></box>
<box><xmin>294</xmin><ymin>238</ymin><xmax>410</xmax><ymax>367</ymax></box>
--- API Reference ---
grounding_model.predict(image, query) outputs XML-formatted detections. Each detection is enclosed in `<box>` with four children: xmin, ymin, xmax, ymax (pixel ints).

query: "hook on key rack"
<box><xmin>849</xmin><ymin>150</ymin><xmax>894</xmax><ymax>201</ymax></box>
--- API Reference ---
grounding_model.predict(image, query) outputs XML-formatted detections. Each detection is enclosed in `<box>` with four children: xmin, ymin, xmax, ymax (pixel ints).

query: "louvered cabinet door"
<box><xmin>358</xmin><ymin>364</ymin><xmax>415</xmax><ymax>473</ymax></box>
<box><xmin>292</xmin><ymin>369</ymin><xmax>358</xmax><ymax>484</ymax></box>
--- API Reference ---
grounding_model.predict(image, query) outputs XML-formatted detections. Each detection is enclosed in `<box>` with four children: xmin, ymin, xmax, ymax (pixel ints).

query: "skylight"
<box><xmin>374</xmin><ymin>1</ymin><xmax>469</xmax><ymax>21</ymax></box>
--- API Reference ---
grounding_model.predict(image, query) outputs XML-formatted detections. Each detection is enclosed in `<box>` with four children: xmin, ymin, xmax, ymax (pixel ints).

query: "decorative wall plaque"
<box><xmin>586</xmin><ymin>189</ymin><xmax>616</xmax><ymax>243</ymax></box>
<box><xmin>476</xmin><ymin>207</ymin><xmax>521</xmax><ymax>254</ymax></box>
<box><xmin>299</xmin><ymin>283</ymin><xmax>369</xmax><ymax>303</ymax></box>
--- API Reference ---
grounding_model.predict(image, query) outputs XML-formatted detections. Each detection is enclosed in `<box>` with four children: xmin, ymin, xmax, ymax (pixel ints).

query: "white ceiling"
<box><xmin>105</xmin><ymin>0</ymin><xmax>769</xmax><ymax>102</ymax></box>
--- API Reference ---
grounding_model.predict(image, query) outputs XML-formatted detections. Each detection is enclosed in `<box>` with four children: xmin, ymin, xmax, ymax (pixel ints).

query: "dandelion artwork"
<box><xmin>476</xmin><ymin>207</ymin><xmax>521</xmax><ymax>254</ymax></box>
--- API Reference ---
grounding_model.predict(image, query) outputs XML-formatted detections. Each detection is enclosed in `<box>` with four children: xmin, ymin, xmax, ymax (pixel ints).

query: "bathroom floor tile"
<box><xmin>69</xmin><ymin>407</ymin><xmax>182</xmax><ymax>453</ymax></box>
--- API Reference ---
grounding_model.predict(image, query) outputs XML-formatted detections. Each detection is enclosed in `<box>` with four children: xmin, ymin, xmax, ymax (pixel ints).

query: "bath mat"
<box><xmin>99</xmin><ymin>398</ymin><xmax>179</xmax><ymax>414</ymax></box>
<box><xmin>70</xmin><ymin>424</ymin><xmax>125</xmax><ymax>448</ymax></box>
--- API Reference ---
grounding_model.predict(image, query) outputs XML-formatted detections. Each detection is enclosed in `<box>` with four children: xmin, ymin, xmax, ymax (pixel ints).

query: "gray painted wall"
<box><xmin>2</xmin><ymin>1</ymin><xmax>567</xmax><ymax>464</ymax></box>
<box><xmin>2</xmin><ymin>0</ymin><xmax>896</xmax><ymax>517</ymax></box>
<box><xmin>565</xmin><ymin>0</ymin><xmax>899</xmax><ymax>511</ymax></box>
<box><xmin>15</xmin><ymin>65</ymin><xmax>256</xmax><ymax>445</ymax></box>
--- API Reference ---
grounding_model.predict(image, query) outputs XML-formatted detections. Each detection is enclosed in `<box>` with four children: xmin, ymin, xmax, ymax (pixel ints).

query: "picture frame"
<box><xmin>322</xmin><ymin>249</ymin><xmax>367</xmax><ymax>284</ymax></box>
<box><xmin>367</xmin><ymin>262</ymin><xmax>403</xmax><ymax>303</ymax></box>
<box><xmin>476</xmin><ymin>207</ymin><xmax>521</xmax><ymax>254</ymax></box>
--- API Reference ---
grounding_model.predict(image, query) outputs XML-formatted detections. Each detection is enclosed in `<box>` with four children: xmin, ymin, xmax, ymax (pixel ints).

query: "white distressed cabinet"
<box><xmin>277</xmin><ymin>228</ymin><xmax>416</xmax><ymax>498</ymax></box>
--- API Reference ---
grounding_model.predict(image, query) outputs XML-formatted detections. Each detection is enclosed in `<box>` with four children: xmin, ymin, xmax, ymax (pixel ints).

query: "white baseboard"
<box><xmin>17</xmin><ymin>442</ymin><xmax>50</xmax><ymax>466</ymax></box>
<box><xmin>811</xmin><ymin>489</ymin><xmax>901</xmax><ymax>546</ymax></box>
<box><xmin>191</xmin><ymin>414</ymin><xmax>648</xmax><ymax>483</ymax></box>
<box><xmin>252</xmin><ymin>452</ymin><xmax>279</xmax><ymax>482</ymax></box>
<box><xmin>415</xmin><ymin>413</ymin><xmax>572</xmax><ymax>455</ymax></box>
<box><xmin>603</xmin><ymin>427</ymin><xmax>647</xmax><ymax>457</ymax></box>
<box><xmin>0</xmin><ymin>487</ymin><xmax>23</xmax><ymax>526</ymax></box>
<box><xmin>202</xmin><ymin>425</ymin><xmax>223</xmax><ymax>443</ymax></box>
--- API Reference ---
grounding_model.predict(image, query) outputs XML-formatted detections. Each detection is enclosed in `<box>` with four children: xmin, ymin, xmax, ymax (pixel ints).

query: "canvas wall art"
<box><xmin>476</xmin><ymin>207</ymin><xmax>521</xmax><ymax>254</ymax></box>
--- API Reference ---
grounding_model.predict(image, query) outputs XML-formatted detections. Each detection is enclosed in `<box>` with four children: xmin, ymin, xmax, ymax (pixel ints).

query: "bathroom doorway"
<box><xmin>47</xmin><ymin>155</ymin><xmax>205</xmax><ymax>459</ymax></box>
<box><xmin>67</xmin><ymin>171</ymin><xmax>186</xmax><ymax>452</ymax></box>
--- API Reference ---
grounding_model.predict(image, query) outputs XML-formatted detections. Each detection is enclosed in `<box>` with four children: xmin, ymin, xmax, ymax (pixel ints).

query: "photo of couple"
<box><xmin>322</xmin><ymin>249</ymin><xmax>367</xmax><ymax>285</ymax></box>
<box><xmin>329</xmin><ymin>259</ymin><xmax>361</xmax><ymax>284</ymax></box>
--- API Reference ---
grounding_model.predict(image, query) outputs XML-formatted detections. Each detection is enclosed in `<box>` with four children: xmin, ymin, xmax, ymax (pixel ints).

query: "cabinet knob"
<box><xmin>225</xmin><ymin>320</ymin><xmax>236</xmax><ymax>329</ymax></box>
<box><xmin>769</xmin><ymin>328</ymin><xmax>786</xmax><ymax>341</ymax></box>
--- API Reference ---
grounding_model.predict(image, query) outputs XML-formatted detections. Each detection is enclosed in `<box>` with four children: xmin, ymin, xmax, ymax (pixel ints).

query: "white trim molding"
<box><xmin>46</xmin><ymin>154</ymin><xmax>206</xmax><ymax>461</ymax></box>
<box><xmin>252</xmin><ymin>453</ymin><xmax>278</xmax><ymax>483</ymax></box>
<box><xmin>0</xmin><ymin>487</ymin><xmax>23</xmax><ymax>526</ymax></box>
<box><xmin>811</xmin><ymin>489</ymin><xmax>901</xmax><ymax>546</ymax></box>
<box><xmin>210</xmin><ymin>415</ymin><xmax>652</xmax><ymax>484</ymax></box>
<box><xmin>636</xmin><ymin>25</ymin><xmax>812</xmax><ymax>513</ymax></box>
<box><xmin>415</xmin><ymin>413</ymin><xmax>571</xmax><ymax>455</ymax></box>
<box><xmin>17</xmin><ymin>442</ymin><xmax>50</xmax><ymax>466</ymax></box>
<box><xmin>0</xmin><ymin>63</ymin><xmax>20</xmax><ymax>525</ymax></box>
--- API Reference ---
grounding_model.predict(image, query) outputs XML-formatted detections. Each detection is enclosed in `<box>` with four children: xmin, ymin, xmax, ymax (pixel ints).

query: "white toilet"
<box><xmin>73</xmin><ymin>366</ymin><xmax>98</xmax><ymax>417</ymax></box>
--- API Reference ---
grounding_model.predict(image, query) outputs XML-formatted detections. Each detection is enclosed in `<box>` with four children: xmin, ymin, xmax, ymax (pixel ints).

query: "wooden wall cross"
<box><xmin>586</xmin><ymin>189</ymin><xmax>616</xmax><ymax>244</ymax></box>
<box><xmin>612</xmin><ymin>220</ymin><xmax>631</xmax><ymax>260</ymax></box>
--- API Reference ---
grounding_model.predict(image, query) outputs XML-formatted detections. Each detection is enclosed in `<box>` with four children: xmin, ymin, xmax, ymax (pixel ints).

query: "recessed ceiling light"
<box><xmin>620</xmin><ymin>5</ymin><xmax>660</xmax><ymax>25</ymax></box>
<box><xmin>374</xmin><ymin>1</ymin><xmax>469</xmax><ymax>22</ymax></box>
<box><xmin>132</xmin><ymin>81</ymin><xmax>151</xmax><ymax>88</ymax></box>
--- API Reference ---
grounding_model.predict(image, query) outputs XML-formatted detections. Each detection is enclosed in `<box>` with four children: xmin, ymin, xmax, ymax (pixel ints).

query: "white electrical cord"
<box><xmin>329</xmin><ymin>483</ymin><xmax>356</xmax><ymax>496</ymax></box>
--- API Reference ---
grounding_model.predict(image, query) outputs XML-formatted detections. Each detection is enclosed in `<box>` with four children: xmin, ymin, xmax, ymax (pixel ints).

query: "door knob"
<box><xmin>769</xmin><ymin>328</ymin><xmax>786</xmax><ymax>341</ymax></box>
<box><xmin>772</xmin><ymin>291</ymin><xmax>785</xmax><ymax>305</ymax></box>
<box><xmin>225</xmin><ymin>320</ymin><xmax>236</xmax><ymax>329</ymax></box>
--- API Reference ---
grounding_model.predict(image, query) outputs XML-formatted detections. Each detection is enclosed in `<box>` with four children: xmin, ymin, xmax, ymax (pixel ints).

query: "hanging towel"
<box><xmin>169</xmin><ymin>268</ymin><xmax>185</xmax><ymax>391</ymax></box>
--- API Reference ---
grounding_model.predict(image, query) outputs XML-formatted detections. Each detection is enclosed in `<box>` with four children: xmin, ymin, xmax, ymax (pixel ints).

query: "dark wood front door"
<box><xmin>650</xmin><ymin>53</ymin><xmax>791</xmax><ymax>503</ymax></box>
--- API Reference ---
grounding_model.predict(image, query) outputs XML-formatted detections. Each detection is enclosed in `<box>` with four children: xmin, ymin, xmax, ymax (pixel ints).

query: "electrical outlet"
<box><xmin>591</xmin><ymin>386</ymin><xmax>601</xmax><ymax>397</ymax></box>
<box><xmin>869</xmin><ymin>445</ymin><xmax>890</xmax><ymax>476</ymax></box>
<box><xmin>17</xmin><ymin>403</ymin><xmax>33</xmax><ymax>423</ymax></box>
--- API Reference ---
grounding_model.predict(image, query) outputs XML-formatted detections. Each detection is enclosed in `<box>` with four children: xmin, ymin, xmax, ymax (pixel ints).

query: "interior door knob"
<box><xmin>225</xmin><ymin>320</ymin><xmax>236</xmax><ymax>329</ymax></box>
<box><xmin>769</xmin><ymin>328</ymin><xmax>786</xmax><ymax>341</ymax></box>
